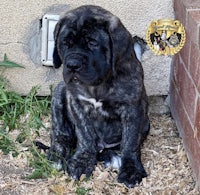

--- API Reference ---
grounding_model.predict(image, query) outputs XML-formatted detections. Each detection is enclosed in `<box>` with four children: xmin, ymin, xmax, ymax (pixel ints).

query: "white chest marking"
<box><xmin>78</xmin><ymin>94</ymin><xmax>103</xmax><ymax>109</ymax></box>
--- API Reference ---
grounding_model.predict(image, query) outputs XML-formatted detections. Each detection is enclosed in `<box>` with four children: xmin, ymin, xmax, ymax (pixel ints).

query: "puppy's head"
<box><xmin>53</xmin><ymin>5</ymin><xmax>134</xmax><ymax>86</ymax></box>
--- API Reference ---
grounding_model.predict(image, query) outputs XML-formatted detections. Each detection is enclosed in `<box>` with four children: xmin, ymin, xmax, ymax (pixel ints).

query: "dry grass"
<box><xmin>0</xmin><ymin>114</ymin><xmax>199</xmax><ymax>195</ymax></box>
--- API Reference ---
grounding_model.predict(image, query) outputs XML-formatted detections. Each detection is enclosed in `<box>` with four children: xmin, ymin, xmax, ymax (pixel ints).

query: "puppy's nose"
<box><xmin>67</xmin><ymin>60</ymin><xmax>81</xmax><ymax>71</ymax></box>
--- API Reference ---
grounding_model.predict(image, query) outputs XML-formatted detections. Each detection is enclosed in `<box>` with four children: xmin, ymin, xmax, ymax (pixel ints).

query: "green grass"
<box><xmin>26</xmin><ymin>144</ymin><xmax>60</xmax><ymax>179</ymax></box>
<box><xmin>0</xmin><ymin>129</ymin><xmax>19</xmax><ymax>156</ymax></box>
<box><xmin>0</xmin><ymin>54</ymin><xmax>56</xmax><ymax>179</ymax></box>
<box><xmin>76</xmin><ymin>187</ymin><xmax>91</xmax><ymax>195</ymax></box>
<box><xmin>0</xmin><ymin>83</ymin><xmax>51</xmax><ymax>134</ymax></box>
<box><xmin>0</xmin><ymin>80</ymin><xmax>54</xmax><ymax>177</ymax></box>
<box><xmin>0</xmin><ymin>55</ymin><xmax>94</xmax><ymax>192</ymax></box>
<box><xmin>0</xmin><ymin>81</ymin><xmax>54</xmax><ymax>177</ymax></box>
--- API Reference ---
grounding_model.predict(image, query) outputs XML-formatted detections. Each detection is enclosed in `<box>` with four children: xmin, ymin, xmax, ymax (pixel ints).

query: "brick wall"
<box><xmin>171</xmin><ymin>0</ymin><xmax>200</xmax><ymax>187</ymax></box>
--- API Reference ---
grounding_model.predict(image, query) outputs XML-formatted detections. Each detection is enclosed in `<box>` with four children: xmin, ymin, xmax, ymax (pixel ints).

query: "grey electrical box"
<box><xmin>41</xmin><ymin>14</ymin><xmax>60</xmax><ymax>66</ymax></box>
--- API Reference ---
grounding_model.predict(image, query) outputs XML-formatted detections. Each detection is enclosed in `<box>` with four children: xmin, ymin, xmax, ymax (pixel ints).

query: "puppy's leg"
<box><xmin>48</xmin><ymin>82</ymin><xmax>77</xmax><ymax>170</ymax></box>
<box><xmin>66</xmin><ymin>124</ymin><xmax>97</xmax><ymax>179</ymax></box>
<box><xmin>66</xmin><ymin>115</ymin><xmax>97</xmax><ymax>179</ymax></box>
<box><xmin>118</xmin><ymin>104</ymin><xmax>150</xmax><ymax>188</ymax></box>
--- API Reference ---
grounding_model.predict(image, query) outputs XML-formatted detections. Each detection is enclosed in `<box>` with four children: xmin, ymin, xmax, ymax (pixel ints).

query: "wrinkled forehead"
<box><xmin>59</xmin><ymin>21</ymin><xmax>110</xmax><ymax>43</ymax></box>
<box><xmin>60</xmin><ymin>8</ymin><xmax>119</xmax><ymax>32</ymax></box>
<box><xmin>58</xmin><ymin>16</ymin><xmax>114</xmax><ymax>41</ymax></box>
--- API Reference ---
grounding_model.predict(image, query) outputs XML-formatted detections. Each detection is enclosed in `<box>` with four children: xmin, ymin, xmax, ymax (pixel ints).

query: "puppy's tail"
<box><xmin>34</xmin><ymin>141</ymin><xmax>50</xmax><ymax>151</ymax></box>
<box><xmin>133</xmin><ymin>36</ymin><xmax>147</xmax><ymax>62</ymax></box>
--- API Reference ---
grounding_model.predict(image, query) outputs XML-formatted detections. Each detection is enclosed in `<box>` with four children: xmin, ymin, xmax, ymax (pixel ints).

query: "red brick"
<box><xmin>170</xmin><ymin>79</ymin><xmax>184</xmax><ymax>134</ymax></box>
<box><xmin>170</xmin><ymin>56</ymin><xmax>177</xmax><ymax>79</ymax></box>
<box><xmin>189</xmin><ymin>41</ymin><xmax>200</xmax><ymax>90</ymax></box>
<box><xmin>195</xmin><ymin>96</ymin><xmax>200</xmax><ymax>146</ymax></box>
<box><xmin>188</xmin><ymin>11</ymin><xmax>200</xmax><ymax>48</ymax></box>
<box><xmin>171</xmin><ymin>55</ymin><xmax>179</xmax><ymax>85</ymax></box>
<box><xmin>181</xmin><ymin>0</ymin><xmax>200</xmax><ymax>16</ymax></box>
<box><xmin>173</xmin><ymin>55</ymin><xmax>183</xmax><ymax>92</ymax></box>
<box><xmin>179</xmin><ymin>34</ymin><xmax>190</xmax><ymax>68</ymax></box>
<box><xmin>181</xmin><ymin>75</ymin><xmax>196</xmax><ymax>125</ymax></box>
<box><xmin>172</xmin><ymin>54</ymin><xmax>183</xmax><ymax>89</ymax></box>
<box><xmin>174</xmin><ymin>0</ymin><xmax>187</xmax><ymax>26</ymax></box>
<box><xmin>182</xmin><ymin>111</ymin><xmax>200</xmax><ymax>183</ymax></box>
<box><xmin>173</xmin><ymin>1</ymin><xmax>200</xmax><ymax>186</ymax></box>
<box><xmin>199</xmin><ymin>25</ymin><xmax>200</xmax><ymax>49</ymax></box>
<box><xmin>170</xmin><ymin>78</ymin><xmax>190</xmax><ymax>133</ymax></box>
<box><xmin>175</xmin><ymin>57</ymin><xmax>197</xmax><ymax>124</ymax></box>
<box><xmin>170</xmin><ymin>79</ymin><xmax>177</xmax><ymax>116</ymax></box>
<box><xmin>174</xmin><ymin>0</ymin><xmax>200</xmax><ymax>26</ymax></box>
<box><xmin>171</xmin><ymin>79</ymin><xmax>200</xmax><ymax>184</ymax></box>
<box><xmin>181</xmin><ymin>0</ymin><xmax>200</xmax><ymax>9</ymax></box>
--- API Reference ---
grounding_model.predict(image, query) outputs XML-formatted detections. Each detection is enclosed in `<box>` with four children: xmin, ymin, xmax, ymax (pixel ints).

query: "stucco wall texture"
<box><xmin>0</xmin><ymin>0</ymin><xmax>174</xmax><ymax>96</ymax></box>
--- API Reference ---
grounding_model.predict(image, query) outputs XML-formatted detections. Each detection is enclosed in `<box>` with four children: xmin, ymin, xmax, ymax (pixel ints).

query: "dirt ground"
<box><xmin>0</xmin><ymin>114</ymin><xmax>199</xmax><ymax>195</ymax></box>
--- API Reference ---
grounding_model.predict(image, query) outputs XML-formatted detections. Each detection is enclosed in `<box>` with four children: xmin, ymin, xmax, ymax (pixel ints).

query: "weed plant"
<box><xmin>0</xmin><ymin>81</ymin><xmax>51</xmax><ymax>143</ymax></box>
<box><xmin>0</xmin><ymin>54</ymin><xmax>58</xmax><ymax>179</ymax></box>
<box><xmin>0</xmin><ymin>55</ymin><xmax>93</xmax><ymax>193</ymax></box>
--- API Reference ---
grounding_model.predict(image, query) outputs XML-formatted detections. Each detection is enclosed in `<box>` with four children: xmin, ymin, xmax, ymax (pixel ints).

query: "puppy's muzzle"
<box><xmin>67</xmin><ymin>59</ymin><xmax>82</xmax><ymax>72</ymax></box>
<box><xmin>65</xmin><ymin>53</ymin><xmax>87</xmax><ymax>73</ymax></box>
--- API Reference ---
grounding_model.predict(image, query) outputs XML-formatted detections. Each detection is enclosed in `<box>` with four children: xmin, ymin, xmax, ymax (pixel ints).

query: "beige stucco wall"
<box><xmin>0</xmin><ymin>0</ymin><xmax>174</xmax><ymax>96</ymax></box>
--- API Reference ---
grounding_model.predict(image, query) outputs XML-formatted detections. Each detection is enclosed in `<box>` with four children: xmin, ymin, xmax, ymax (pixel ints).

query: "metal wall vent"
<box><xmin>41</xmin><ymin>14</ymin><xmax>59</xmax><ymax>66</ymax></box>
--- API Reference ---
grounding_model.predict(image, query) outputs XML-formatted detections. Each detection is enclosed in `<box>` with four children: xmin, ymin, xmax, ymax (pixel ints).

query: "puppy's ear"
<box><xmin>108</xmin><ymin>17</ymin><xmax>144</xmax><ymax>101</ymax></box>
<box><xmin>108</xmin><ymin>17</ymin><xmax>136</xmax><ymax>74</ymax></box>
<box><xmin>53</xmin><ymin>20</ymin><xmax>63</xmax><ymax>68</ymax></box>
<box><xmin>53</xmin><ymin>45</ymin><xmax>62</xmax><ymax>68</ymax></box>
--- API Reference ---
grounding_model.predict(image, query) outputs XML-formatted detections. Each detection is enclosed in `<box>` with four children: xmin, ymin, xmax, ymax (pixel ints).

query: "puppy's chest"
<box><xmin>76</xmin><ymin>94</ymin><xmax>117</xmax><ymax>119</ymax></box>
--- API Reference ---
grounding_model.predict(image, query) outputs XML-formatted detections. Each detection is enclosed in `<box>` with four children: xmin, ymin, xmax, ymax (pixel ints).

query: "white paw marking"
<box><xmin>52</xmin><ymin>161</ymin><xmax>62</xmax><ymax>171</ymax></box>
<box><xmin>105</xmin><ymin>155</ymin><xmax>122</xmax><ymax>169</ymax></box>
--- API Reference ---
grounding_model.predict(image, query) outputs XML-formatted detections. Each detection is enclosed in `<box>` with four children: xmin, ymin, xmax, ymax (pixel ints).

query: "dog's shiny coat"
<box><xmin>48</xmin><ymin>5</ymin><xmax>150</xmax><ymax>188</ymax></box>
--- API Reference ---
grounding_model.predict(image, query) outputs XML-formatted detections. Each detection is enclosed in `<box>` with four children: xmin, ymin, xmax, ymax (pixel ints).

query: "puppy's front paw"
<box><xmin>67</xmin><ymin>152</ymin><xmax>96</xmax><ymax>179</ymax></box>
<box><xmin>48</xmin><ymin>144</ymin><xmax>70</xmax><ymax>171</ymax></box>
<box><xmin>117</xmin><ymin>159</ymin><xmax>147</xmax><ymax>188</ymax></box>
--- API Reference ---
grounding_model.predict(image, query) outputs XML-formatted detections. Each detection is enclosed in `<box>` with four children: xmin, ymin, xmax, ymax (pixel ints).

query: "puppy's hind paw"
<box><xmin>117</xmin><ymin>159</ymin><xmax>147</xmax><ymax>188</ymax></box>
<box><xmin>67</xmin><ymin>153</ymin><xmax>96</xmax><ymax>180</ymax></box>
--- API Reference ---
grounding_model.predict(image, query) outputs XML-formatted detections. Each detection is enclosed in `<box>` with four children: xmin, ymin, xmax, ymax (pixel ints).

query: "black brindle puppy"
<box><xmin>48</xmin><ymin>5</ymin><xmax>150</xmax><ymax>188</ymax></box>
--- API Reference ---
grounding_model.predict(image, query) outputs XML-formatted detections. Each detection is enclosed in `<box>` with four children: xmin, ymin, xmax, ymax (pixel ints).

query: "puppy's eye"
<box><xmin>88</xmin><ymin>40</ymin><xmax>98</xmax><ymax>47</ymax></box>
<box><xmin>64</xmin><ymin>37</ymin><xmax>74</xmax><ymax>48</ymax></box>
<box><xmin>85</xmin><ymin>37</ymin><xmax>98</xmax><ymax>48</ymax></box>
